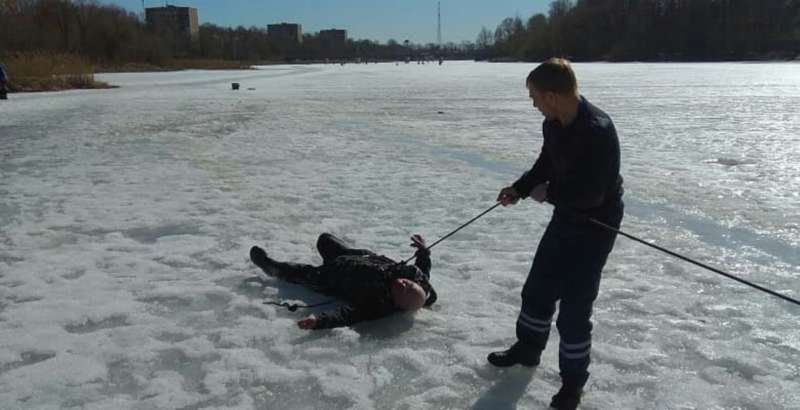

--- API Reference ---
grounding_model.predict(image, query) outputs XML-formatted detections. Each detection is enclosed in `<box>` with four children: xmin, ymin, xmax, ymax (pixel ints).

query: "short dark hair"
<box><xmin>526</xmin><ymin>58</ymin><xmax>577</xmax><ymax>95</ymax></box>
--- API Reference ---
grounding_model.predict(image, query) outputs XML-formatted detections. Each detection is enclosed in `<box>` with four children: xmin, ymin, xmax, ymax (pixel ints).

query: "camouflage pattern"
<box><xmin>313</xmin><ymin>252</ymin><xmax>436</xmax><ymax>329</ymax></box>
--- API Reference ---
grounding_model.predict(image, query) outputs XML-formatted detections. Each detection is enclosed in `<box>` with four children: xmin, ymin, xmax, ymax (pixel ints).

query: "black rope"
<box><xmin>263</xmin><ymin>200</ymin><xmax>799</xmax><ymax>311</ymax></box>
<box><xmin>400</xmin><ymin>202</ymin><xmax>502</xmax><ymax>265</ymax></box>
<box><xmin>263</xmin><ymin>300</ymin><xmax>337</xmax><ymax>312</ymax></box>
<box><xmin>585</xmin><ymin>216</ymin><xmax>800</xmax><ymax>307</ymax></box>
<box><xmin>527</xmin><ymin>201</ymin><xmax>800</xmax><ymax>308</ymax></box>
<box><xmin>265</xmin><ymin>202</ymin><xmax>502</xmax><ymax>312</ymax></box>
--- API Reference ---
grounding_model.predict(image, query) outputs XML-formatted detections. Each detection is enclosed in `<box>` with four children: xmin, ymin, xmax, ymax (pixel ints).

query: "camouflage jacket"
<box><xmin>312</xmin><ymin>250</ymin><xmax>436</xmax><ymax>329</ymax></box>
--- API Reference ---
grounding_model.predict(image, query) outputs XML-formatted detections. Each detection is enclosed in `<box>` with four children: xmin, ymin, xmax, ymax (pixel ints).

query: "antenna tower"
<box><xmin>437</xmin><ymin>1</ymin><xmax>442</xmax><ymax>47</ymax></box>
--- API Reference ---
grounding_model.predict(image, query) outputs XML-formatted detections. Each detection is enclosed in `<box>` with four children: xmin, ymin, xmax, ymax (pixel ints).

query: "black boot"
<box><xmin>487</xmin><ymin>342</ymin><xmax>540</xmax><ymax>367</ymax></box>
<box><xmin>250</xmin><ymin>246</ymin><xmax>277</xmax><ymax>276</ymax></box>
<box><xmin>549</xmin><ymin>381</ymin><xmax>583</xmax><ymax>410</ymax></box>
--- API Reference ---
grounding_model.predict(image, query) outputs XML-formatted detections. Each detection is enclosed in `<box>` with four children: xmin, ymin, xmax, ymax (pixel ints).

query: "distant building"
<box><xmin>320</xmin><ymin>29</ymin><xmax>347</xmax><ymax>56</ymax></box>
<box><xmin>145</xmin><ymin>5</ymin><xmax>199</xmax><ymax>39</ymax></box>
<box><xmin>268</xmin><ymin>23</ymin><xmax>303</xmax><ymax>47</ymax></box>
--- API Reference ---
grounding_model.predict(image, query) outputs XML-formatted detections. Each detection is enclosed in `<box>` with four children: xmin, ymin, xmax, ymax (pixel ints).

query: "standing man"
<box><xmin>0</xmin><ymin>63</ymin><xmax>8</xmax><ymax>100</ymax></box>
<box><xmin>489</xmin><ymin>58</ymin><xmax>624</xmax><ymax>410</ymax></box>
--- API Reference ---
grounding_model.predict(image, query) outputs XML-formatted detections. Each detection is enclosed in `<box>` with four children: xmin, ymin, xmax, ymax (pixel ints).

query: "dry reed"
<box><xmin>4</xmin><ymin>52</ymin><xmax>111</xmax><ymax>92</ymax></box>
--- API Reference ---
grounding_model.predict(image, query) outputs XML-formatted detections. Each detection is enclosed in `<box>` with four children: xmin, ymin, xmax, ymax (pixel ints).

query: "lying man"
<box><xmin>250</xmin><ymin>233</ymin><xmax>437</xmax><ymax>330</ymax></box>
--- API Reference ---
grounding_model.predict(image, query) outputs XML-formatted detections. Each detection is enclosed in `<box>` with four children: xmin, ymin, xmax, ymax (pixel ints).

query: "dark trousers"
<box><xmin>516</xmin><ymin>203</ymin><xmax>623</xmax><ymax>387</ymax></box>
<box><xmin>267</xmin><ymin>233</ymin><xmax>373</xmax><ymax>294</ymax></box>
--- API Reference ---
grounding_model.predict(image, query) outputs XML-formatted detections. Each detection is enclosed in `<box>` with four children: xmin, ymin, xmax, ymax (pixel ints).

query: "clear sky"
<box><xmin>101</xmin><ymin>0</ymin><xmax>550</xmax><ymax>44</ymax></box>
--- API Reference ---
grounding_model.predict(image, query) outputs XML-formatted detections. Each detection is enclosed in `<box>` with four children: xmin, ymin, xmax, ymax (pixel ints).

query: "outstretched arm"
<box><xmin>299</xmin><ymin>305</ymin><xmax>378</xmax><ymax>330</ymax></box>
<box><xmin>410</xmin><ymin>234</ymin><xmax>437</xmax><ymax>306</ymax></box>
<box><xmin>410</xmin><ymin>234</ymin><xmax>431</xmax><ymax>278</ymax></box>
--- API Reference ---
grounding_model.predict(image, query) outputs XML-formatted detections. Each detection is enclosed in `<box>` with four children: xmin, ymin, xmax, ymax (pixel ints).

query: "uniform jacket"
<box><xmin>513</xmin><ymin>96</ymin><xmax>623</xmax><ymax>223</ymax></box>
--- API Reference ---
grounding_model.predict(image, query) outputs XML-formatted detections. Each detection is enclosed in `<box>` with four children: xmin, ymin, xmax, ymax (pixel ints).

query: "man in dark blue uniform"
<box><xmin>250</xmin><ymin>233</ymin><xmax>437</xmax><ymax>329</ymax></box>
<box><xmin>490</xmin><ymin>58</ymin><xmax>624</xmax><ymax>410</ymax></box>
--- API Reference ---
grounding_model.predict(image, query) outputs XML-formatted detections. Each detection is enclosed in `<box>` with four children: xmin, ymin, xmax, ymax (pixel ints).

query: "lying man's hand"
<box><xmin>297</xmin><ymin>314</ymin><xmax>317</xmax><ymax>329</ymax></box>
<box><xmin>410</xmin><ymin>234</ymin><xmax>429</xmax><ymax>255</ymax></box>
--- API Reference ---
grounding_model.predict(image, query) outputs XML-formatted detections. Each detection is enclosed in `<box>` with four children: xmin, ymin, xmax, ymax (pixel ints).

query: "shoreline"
<box><xmin>5</xmin><ymin>58</ymin><xmax>798</xmax><ymax>95</ymax></box>
<box><xmin>486</xmin><ymin>56</ymin><xmax>800</xmax><ymax>63</ymax></box>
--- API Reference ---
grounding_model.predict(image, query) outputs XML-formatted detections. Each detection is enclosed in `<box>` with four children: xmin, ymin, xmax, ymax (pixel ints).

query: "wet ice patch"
<box><xmin>123</xmin><ymin>222</ymin><xmax>204</xmax><ymax>244</ymax></box>
<box><xmin>64</xmin><ymin>314</ymin><xmax>130</xmax><ymax>334</ymax></box>
<box><xmin>706</xmin><ymin>157</ymin><xmax>755</xmax><ymax>166</ymax></box>
<box><xmin>0</xmin><ymin>350</ymin><xmax>56</xmax><ymax>374</ymax></box>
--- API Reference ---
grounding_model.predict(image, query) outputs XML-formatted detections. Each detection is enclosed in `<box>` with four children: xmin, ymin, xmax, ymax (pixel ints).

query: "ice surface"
<box><xmin>1</xmin><ymin>62</ymin><xmax>799</xmax><ymax>409</ymax></box>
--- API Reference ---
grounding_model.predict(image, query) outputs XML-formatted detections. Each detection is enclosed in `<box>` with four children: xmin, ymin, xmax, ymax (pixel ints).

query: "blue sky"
<box><xmin>101</xmin><ymin>0</ymin><xmax>550</xmax><ymax>44</ymax></box>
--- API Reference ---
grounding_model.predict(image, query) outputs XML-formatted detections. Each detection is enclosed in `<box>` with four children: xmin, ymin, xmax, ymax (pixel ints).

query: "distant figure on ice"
<box><xmin>491</xmin><ymin>58</ymin><xmax>624</xmax><ymax>410</ymax></box>
<box><xmin>250</xmin><ymin>233</ymin><xmax>437</xmax><ymax>330</ymax></box>
<box><xmin>0</xmin><ymin>63</ymin><xmax>9</xmax><ymax>100</ymax></box>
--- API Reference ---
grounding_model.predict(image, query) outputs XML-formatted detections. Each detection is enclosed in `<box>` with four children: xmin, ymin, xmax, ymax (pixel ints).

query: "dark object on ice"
<box><xmin>549</xmin><ymin>381</ymin><xmax>583</xmax><ymax>410</ymax></box>
<box><xmin>231</xmin><ymin>82</ymin><xmax>240</xmax><ymax>90</ymax></box>
<box><xmin>487</xmin><ymin>341</ymin><xmax>541</xmax><ymax>367</ymax></box>
<box><xmin>0</xmin><ymin>63</ymin><xmax>8</xmax><ymax>100</ymax></box>
<box><xmin>437</xmin><ymin>111</ymin><xmax>444</xmax><ymax>114</ymax></box>
<box><xmin>708</xmin><ymin>157</ymin><xmax>753</xmax><ymax>166</ymax></box>
<box><xmin>251</xmin><ymin>233</ymin><xmax>437</xmax><ymax>329</ymax></box>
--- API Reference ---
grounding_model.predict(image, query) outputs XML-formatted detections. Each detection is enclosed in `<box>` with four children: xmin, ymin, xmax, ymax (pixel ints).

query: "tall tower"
<box><xmin>437</xmin><ymin>1</ymin><xmax>442</xmax><ymax>47</ymax></box>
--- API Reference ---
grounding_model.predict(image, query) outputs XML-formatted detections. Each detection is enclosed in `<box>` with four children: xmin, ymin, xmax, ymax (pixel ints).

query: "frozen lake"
<box><xmin>1</xmin><ymin>61</ymin><xmax>799</xmax><ymax>409</ymax></box>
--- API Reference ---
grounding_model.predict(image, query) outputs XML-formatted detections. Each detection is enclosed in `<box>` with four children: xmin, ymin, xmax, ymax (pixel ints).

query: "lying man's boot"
<box><xmin>250</xmin><ymin>246</ymin><xmax>278</xmax><ymax>277</ymax></box>
<box><xmin>487</xmin><ymin>341</ymin><xmax>540</xmax><ymax>367</ymax></box>
<box><xmin>549</xmin><ymin>381</ymin><xmax>583</xmax><ymax>410</ymax></box>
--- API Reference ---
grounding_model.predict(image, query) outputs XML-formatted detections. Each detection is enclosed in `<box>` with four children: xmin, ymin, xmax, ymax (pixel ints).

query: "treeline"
<box><xmin>480</xmin><ymin>0</ymin><xmax>800</xmax><ymax>61</ymax></box>
<box><xmin>4</xmin><ymin>0</ymin><xmax>799</xmax><ymax>67</ymax></box>
<box><xmin>0</xmin><ymin>0</ymin><xmax>473</xmax><ymax>68</ymax></box>
<box><xmin>0</xmin><ymin>0</ymin><xmax>277</xmax><ymax>64</ymax></box>
<box><xmin>1</xmin><ymin>0</ymin><xmax>171</xmax><ymax>64</ymax></box>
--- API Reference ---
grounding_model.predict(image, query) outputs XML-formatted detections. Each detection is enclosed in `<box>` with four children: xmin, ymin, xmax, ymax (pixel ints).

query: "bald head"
<box><xmin>390</xmin><ymin>278</ymin><xmax>427</xmax><ymax>311</ymax></box>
